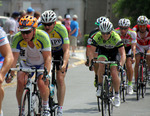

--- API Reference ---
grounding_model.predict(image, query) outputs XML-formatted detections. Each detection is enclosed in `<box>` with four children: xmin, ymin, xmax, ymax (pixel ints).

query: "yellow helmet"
<box><xmin>19</xmin><ymin>15</ymin><xmax>38</xmax><ymax>31</ymax></box>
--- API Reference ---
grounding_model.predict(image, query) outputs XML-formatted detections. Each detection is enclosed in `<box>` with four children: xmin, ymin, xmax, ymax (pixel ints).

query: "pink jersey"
<box><xmin>115</xmin><ymin>27</ymin><xmax>137</xmax><ymax>47</ymax></box>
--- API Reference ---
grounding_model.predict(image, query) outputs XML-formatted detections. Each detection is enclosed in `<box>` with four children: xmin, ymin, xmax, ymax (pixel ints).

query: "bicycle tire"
<box><xmin>137</xmin><ymin>65</ymin><xmax>142</xmax><ymax>100</ymax></box>
<box><xmin>120</xmin><ymin>71</ymin><xmax>127</xmax><ymax>102</ymax></box>
<box><xmin>97</xmin><ymin>96</ymin><xmax>101</xmax><ymax>112</ymax></box>
<box><xmin>101</xmin><ymin>76</ymin><xmax>110</xmax><ymax>116</ymax></box>
<box><xmin>20</xmin><ymin>89</ymin><xmax>30</xmax><ymax>116</ymax></box>
<box><xmin>32</xmin><ymin>90</ymin><xmax>42</xmax><ymax>116</ymax></box>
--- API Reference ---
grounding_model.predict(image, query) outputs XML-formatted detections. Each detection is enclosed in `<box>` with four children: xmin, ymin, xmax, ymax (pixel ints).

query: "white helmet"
<box><xmin>99</xmin><ymin>21</ymin><xmax>113</xmax><ymax>33</ymax></box>
<box><xmin>41</xmin><ymin>10</ymin><xmax>57</xmax><ymax>23</ymax></box>
<box><xmin>137</xmin><ymin>15</ymin><xmax>149</xmax><ymax>25</ymax></box>
<box><xmin>118</xmin><ymin>18</ymin><xmax>131</xmax><ymax>27</ymax></box>
<box><xmin>95</xmin><ymin>16</ymin><xmax>109</xmax><ymax>26</ymax></box>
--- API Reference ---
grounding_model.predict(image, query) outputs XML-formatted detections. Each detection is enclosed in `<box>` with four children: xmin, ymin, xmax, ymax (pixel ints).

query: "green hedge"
<box><xmin>84</xmin><ymin>34</ymin><xmax>89</xmax><ymax>46</ymax></box>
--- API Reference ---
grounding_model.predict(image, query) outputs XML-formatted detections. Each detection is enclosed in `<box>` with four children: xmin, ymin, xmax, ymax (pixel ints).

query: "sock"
<box><xmin>42</xmin><ymin>100</ymin><xmax>49</xmax><ymax>109</ymax></box>
<box><xmin>58</xmin><ymin>106</ymin><xmax>63</xmax><ymax>113</ymax></box>
<box><xmin>128</xmin><ymin>81</ymin><xmax>132</xmax><ymax>86</ymax></box>
<box><xmin>115</xmin><ymin>92</ymin><xmax>119</xmax><ymax>97</ymax></box>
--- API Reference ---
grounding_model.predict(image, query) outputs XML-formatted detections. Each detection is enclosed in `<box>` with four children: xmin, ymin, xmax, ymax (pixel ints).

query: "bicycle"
<box><xmin>90</xmin><ymin>60</ymin><xmax>118</xmax><ymax>116</ymax></box>
<box><xmin>119</xmin><ymin>65</ymin><xmax>128</xmax><ymax>102</ymax></box>
<box><xmin>119</xmin><ymin>54</ymin><xmax>133</xmax><ymax>102</ymax></box>
<box><xmin>136</xmin><ymin>51</ymin><xmax>150</xmax><ymax>100</ymax></box>
<box><xmin>7</xmin><ymin>67</ymin><xmax>46</xmax><ymax>116</ymax></box>
<box><xmin>48</xmin><ymin>57</ymin><xmax>63</xmax><ymax>116</ymax></box>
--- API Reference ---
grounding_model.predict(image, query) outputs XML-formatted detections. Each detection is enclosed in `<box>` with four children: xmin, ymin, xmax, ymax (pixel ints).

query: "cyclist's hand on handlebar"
<box><xmin>42</xmin><ymin>74</ymin><xmax>50</xmax><ymax>85</ymax></box>
<box><xmin>5</xmin><ymin>74</ymin><xmax>14</xmax><ymax>83</ymax></box>
<box><xmin>89</xmin><ymin>59</ymin><xmax>94</xmax><ymax>71</ymax></box>
<box><xmin>131</xmin><ymin>57</ymin><xmax>135</xmax><ymax>64</ymax></box>
<box><xmin>60</xmin><ymin>64</ymin><xmax>66</xmax><ymax>73</ymax></box>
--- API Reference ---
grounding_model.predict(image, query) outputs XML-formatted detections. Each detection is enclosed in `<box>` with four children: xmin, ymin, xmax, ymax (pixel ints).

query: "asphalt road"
<box><xmin>2</xmin><ymin>48</ymin><xmax>150</xmax><ymax>116</ymax></box>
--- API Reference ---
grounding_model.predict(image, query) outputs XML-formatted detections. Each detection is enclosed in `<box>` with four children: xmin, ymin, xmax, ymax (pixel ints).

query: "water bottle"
<box><xmin>50</xmin><ymin>84</ymin><xmax>55</xmax><ymax>98</ymax></box>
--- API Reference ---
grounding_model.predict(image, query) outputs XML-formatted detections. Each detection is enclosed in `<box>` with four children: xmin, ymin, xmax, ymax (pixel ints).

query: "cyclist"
<box><xmin>38</xmin><ymin>10</ymin><xmax>70</xmax><ymax>116</ymax></box>
<box><xmin>85</xmin><ymin>16</ymin><xmax>109</xmax><ymax>87</ymax></box>
<box><xmin>89</xmin><ymin>21</ymin><xmax>126</xmax><ymax>107</ymax></box>
<box><xmin>0</xmin><ymin>27</ymin><xmax>14</xmax><ymax>116</ymax></box>
<box><xmin>132</xmin><ymin>15</ymin><xmax>150</xmax><ymax>89</ymax></box>
<box><xmin>115</xmin><ymin>18</ymin><xmax>137</xmax><ymax>94</ymax></box>
<box><xmin>6</xmin><ymin>15</ymin><xmax>52</xmax><ymax>116</ymax></box>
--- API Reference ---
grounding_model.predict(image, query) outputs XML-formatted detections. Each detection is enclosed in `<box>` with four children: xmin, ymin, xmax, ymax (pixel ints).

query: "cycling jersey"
<box><xmin>132</xmin><ymin>25</ymin><xmax>150</xmax><ymax>52</ymax></box>
<box><xmin>115</xmin><ymin>27</ymin><xmax>137</xmax><ymax>47</ymax></box>
<box><xmin>11</xmin><ymin>29</ymin><xmax>51</xmax><ymax>66</ymax></box>
<box><xmin>132</xmin><ymin>24</ymin><xmax>150</xmax><ymax>32</ymax></box>
<box><xmin>37</xmin><ymin>24</ymin><xmax>70</xmax><ymax>53</ymax></box>
<box><xmin>0</xmin><ymin>27</ymin><xmax>9</xmax><ymax>68</ymax></box>
<box><xmin>91</xmin><ymin>31</ymin><xmax>123</xmax><ymax>61</ymax></box>
<box><xmin>87</xmin><ymin>28</ymin><xmax>99</xmax><ymax>46</ymax></box>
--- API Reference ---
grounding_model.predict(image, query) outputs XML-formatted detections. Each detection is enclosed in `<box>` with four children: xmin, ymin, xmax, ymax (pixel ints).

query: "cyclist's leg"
<box><xmin>54</xmin><ymin>51</ymin><xmax>68</xmax><ymax>115</ymax></box>
<box><xmin>134</xmin><ymin>45</ymin><xmax>144</xmax><ymax>87</ymax></box>
<box><xmin>146</xmin><ymin>49</ymin><xmax>150</xmax><ymax>74</ymax></box>
<box><xmin>111</xmin><ymin>65</ymin><xmax>120</xmax><ymax>107</ymax></box>
<box><xmin>126</xmin><ymin>57</ymin><xmax>134</xmax><ymax>94</ymax></box>
<box><xmin>38</xmin><ymin>75</ymin><xmax>50</xmax><ymax>109</ymax></box>
<box><xmin>96</xmin><ymin>55</ymin><xmax>107</xmax><ymax>96</ymax></box>
<box><xmin>16</xmin><ymin>71</ymin><xmax>28</xmax><ymax>108</ymax></box>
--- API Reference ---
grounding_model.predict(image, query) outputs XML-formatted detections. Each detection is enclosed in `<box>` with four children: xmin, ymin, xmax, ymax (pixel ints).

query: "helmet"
<box><xmin>118</xmin><ymin>18</ymin><xmax>131</xmax><ymax>27</ymax></box>
<box><xmin>19</xmin><ymin>15</ymin><xmax>38</xmax><ymax>31</ymax></box>
<box><xmin>95</xmin><ymin>16</ymin><xmax>109</xmax><ymax>26</ymax></box>
<box><xmin>137</xmin><ymin>15</ymin><xmax>149</xmax><ymax>25</ymax></box>
<box><xmin>41</xmin><ymin>10</ymin><xmax>57</xmax><ymax>23</ymax></box>
<box><xmin>99</xmin><ymin>21</ymin><xmax>113</xmax><ymax>33</ymax></box>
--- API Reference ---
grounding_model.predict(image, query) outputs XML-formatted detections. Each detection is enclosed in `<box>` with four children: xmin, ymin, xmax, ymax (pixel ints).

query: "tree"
<box><xmin>0</xmin><ymin>1</ymin><xmax>2</xmax><ymax>6</ymax></box>
<box><xmin>112</xmin><ymin>0</ymin><xmax>150</xmax><ymax>26</ymax></box>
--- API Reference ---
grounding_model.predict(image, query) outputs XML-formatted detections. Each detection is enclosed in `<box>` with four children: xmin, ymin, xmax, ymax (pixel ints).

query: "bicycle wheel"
<box><xmin>20</xmin><ymin>89</ymin><xmax>30</xmax><ymax>116</ymax></box>
<box><xmin>137</xmin><ymin>65</ymin><xmax>142</xmax><ymax>100</ymax></box>
<box><xmin>32</xmin><ymin>90</ymin><xmax>42</xmax><ymax>116</ymax></box>
<box><xmin>97</xmin><ymin>96</ymin><xmax>101</xmax><ymax>112</ymax></box>
<box><xmin>142</xmin><ymin>62</ymin><xmax>147</xmax><ymax>98</ymax></box>
<box><xmin>101</xmin><ymin>77</ymin><xmax>109</xmax><ymax>116</ymax></box>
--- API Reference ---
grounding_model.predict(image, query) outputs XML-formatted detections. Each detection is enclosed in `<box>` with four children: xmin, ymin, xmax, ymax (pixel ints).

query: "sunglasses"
<box><xmin>101</xmin><ymin>32</ymin><xmax>111</xmax><ymax>35</ymax></box>
<box><xmin>21</xmin><ymin>30</ymin><xmax>33</xmax><ymax>34</ymax></box>
<box><xmin>120</xmin><ymin>27</ymin><xmax>128</xmax><ymax>30</ymax></box>
<box><xmin>42</xmin><ymin>23</ymin><xmax>54</xmax><ymax>27</ymax></box>
<box><xmin>139</xmin><ymin>25</ymin><xmax>147</xmax><ymax>28</ymax></box>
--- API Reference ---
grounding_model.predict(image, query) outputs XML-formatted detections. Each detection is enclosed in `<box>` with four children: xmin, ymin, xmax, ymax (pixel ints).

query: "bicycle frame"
<box><xmin>49</xmin><ymin>58</ymin><xmax>63</xmax><ymax>116</ymax></box>
<box><xmin>10</xmin><ymin>67</ymin><xmax>44</xmax><ymax>116</ymax></box>
<box><xmin>93</xmin><ymin>60</ymin><xmax>118</xmax><ymax>116</ymax></box>
<box><xmin>136</xmin><ymin>51</ymin><xmax>150</xmax><ymax>100</ymax></box>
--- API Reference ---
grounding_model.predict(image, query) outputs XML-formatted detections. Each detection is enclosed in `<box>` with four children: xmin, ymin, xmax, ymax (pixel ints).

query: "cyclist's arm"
<box><xmin>10</xmin><ymin>52</ymin><xmax>19</xmax><ymax>76</ymax></box>
<box><xmin>62</xmin><ymin>44</ymin><xmax>70</xmax><ymax>72</ymax></box>
<box><xmin>118</xmin><ymin>46</ymin><xmax>126</xmax><ymax>66</ymax></box>
<box><xmin>0</xmin><ymin>44</ymin><xmax>14</xmax><ymax>82</ymax></box>
<box><xmin>131</xmin><ymin>43</ymin><xmax>136</xmax><ymax>58</ymax></box>
<box><xmin>88</xmin><ymin>45</ymin><xmax>96</xmax><ymax>66</ymax></box>
<box><xmin>42</xmin><ymin>51</ymin><xmax>52</xmax><ymax>74</ymax></box>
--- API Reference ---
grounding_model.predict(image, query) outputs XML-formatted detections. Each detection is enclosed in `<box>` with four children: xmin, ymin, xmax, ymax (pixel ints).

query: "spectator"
<box><xmin>18</xmin><ymin>10</ymin><xmax>26</xmax><ymax>22</ymax></box>
<box><xmin>64</xmin><ymin>14</ymin><xmax>71</xmax><ymax>34</ymax></box>
<box><xmin>34</xmin><ymin>11</ymin><xmax>41</xmax><ymax>26</ymax></box>
<box><xmin>69</xmin><ymin>14</ymin><xmax>79</xmax><ymax>56</ymax></box>
<box><xmin>57</xmin><ymin>15</ymin><xmax>64</xmax><ymax>24</ymax></box>
<box><xmin>26</xmin><ymin>7</ymin><xmax>35</xmax><ymax>16</ymax></box>
<box><xmin>3</xmin><ymin>12</ymin><xmax>20</xmax><ymax>35</ymax></box>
